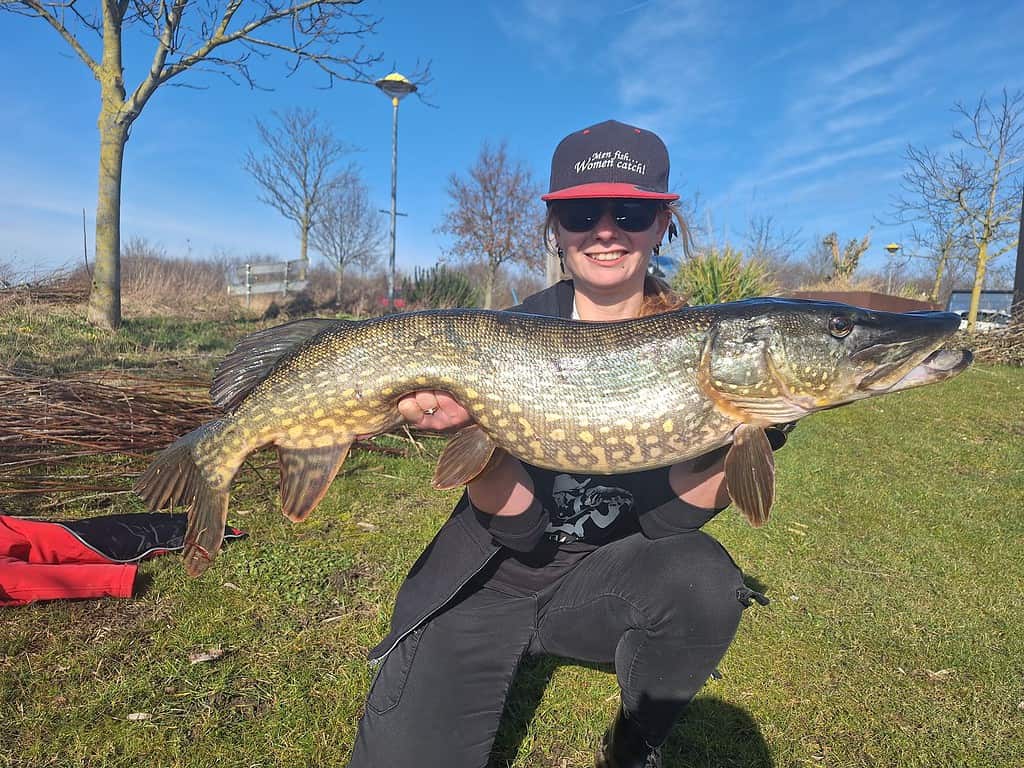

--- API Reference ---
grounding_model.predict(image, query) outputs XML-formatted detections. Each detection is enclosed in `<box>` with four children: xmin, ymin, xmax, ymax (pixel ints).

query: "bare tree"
<box><xmin>743</xmin><ymin>215</ymin><xmax>803</xmax><ymax>264</ymax></box>
<box><xmin>309</xmin><ymin>165</ymin><xmax>384</xmax><ymax>304</ymax></box>
<box><xmin>437</xmin><ymin>141</ymin><xmax>544</xmax><ymax>309</ymax></box>
<box><xmin>823</xmin><ymin>231</ymin><xmax>871</xmax><ymax>282</ymax></box>
<box><xmin>244</xmin><ymin>108</ymin><xmax>353</xmax><ymax>282</ymax></box>
<box><xmin>0</xmin><ymin>0</ymin><xmax>398</xmax><ymax>330</ymax></box>
<box><xmin>896</xmin><ymin>90</ymin><xmax>1024</xmax><ymax>330</ymax></box>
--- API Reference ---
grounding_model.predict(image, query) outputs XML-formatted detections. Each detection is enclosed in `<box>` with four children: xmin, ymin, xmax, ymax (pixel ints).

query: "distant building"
<box><xmin>785</xmin><ymin>290</ymin><xmax>939</xmax><ymax>313</ymax></box>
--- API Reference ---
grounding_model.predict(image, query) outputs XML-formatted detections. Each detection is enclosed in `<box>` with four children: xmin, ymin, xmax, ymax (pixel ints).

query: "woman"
<box><xmin>347</xmin><ymin>120</ymin><xmax>771</xmax><ymax>768</ymax></box>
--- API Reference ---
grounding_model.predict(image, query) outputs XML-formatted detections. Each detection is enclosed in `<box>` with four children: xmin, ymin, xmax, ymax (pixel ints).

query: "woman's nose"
<box><xmin>592</xmin><ymin>209</ymin><xmax>619</xmax><ymax>237</ymax></box>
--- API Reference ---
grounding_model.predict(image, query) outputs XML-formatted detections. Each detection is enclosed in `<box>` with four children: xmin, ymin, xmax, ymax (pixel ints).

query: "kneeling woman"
<box><xmin>347</xmin><ymin>120</ymin><xmax>767</xmax><ymax>768</ymax></box>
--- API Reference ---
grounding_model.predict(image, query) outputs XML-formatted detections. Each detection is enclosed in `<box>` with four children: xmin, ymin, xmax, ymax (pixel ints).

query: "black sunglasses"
<box><xmin>552</xmin><ymin>199</ymin><xmax>663</xmax><ymax>233</ymax></box>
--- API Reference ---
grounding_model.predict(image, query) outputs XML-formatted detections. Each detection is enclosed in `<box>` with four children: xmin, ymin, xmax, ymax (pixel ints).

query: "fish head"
<box><xmin>703</xmin><ymin>299</ymin><xmax>972</xmax><ymax>424</ymax></box>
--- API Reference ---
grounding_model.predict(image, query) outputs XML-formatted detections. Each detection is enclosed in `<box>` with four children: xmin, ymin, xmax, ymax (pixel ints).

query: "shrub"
<box><xmin>671</xmin><ymin>246</ymin><xmax>775</xmax><ymax>305</ymax></box>
<box><xmin>403</xmin><ymin>265</ymin><xmax>481</xmax><ymax>309</ymax></box>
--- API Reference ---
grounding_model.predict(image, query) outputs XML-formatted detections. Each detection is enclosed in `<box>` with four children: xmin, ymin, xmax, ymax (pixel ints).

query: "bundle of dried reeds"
<box><xmin>957</xmin><ymin>323</ymin><xmax>1024</xmax><ymax>367</ymax></box>
<box><xmin>0</xmin><ymin>372</ymin><xmax>408</xmax><ymax>499</ymax></box>
<box><xmin>0</xmin><ymin>372</ymin><xmax>216</xmax><ymax>491</ymax></box>
<box><xmin>0</xmin><ymin>269</ymin><xmax>90</xmax><ymax>307</ymax></box>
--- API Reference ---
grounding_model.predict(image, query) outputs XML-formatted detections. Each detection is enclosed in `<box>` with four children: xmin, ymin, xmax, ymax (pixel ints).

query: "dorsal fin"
<box><xmin>211</xmin><ymin>319</ymin><xmax>340</xmax><ymax>411</ymax></box>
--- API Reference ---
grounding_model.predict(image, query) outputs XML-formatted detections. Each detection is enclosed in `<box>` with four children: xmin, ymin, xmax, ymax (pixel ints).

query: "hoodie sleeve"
<box><xmin>620</xmin><ymin>467</ymin><xmax>729</xmax><ymax>538</ymax></box>
<box><xmin>471</xmin><ymin>498</ymin><xmax>549</xmax><ymax>553</ymax></box>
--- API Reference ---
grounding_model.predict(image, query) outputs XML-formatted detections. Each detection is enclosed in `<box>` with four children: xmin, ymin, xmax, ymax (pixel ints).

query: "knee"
<box><xmin>639</xmin><ymin>533</ymin><xmax>745</xmax><ymax>639</ymax></box>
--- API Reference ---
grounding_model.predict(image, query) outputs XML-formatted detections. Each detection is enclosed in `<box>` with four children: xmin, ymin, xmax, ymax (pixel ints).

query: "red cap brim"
<box><xmin>542</xmin><ymin>182</ymin><xmax>679</xmax><ymax>202</ymax></box>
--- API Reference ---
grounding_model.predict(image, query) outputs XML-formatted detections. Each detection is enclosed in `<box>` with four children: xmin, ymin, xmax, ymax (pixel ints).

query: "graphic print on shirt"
<box><xmin>547</xmin><ymin>474</ymin><xmax>635</xmax><ymax>542</ymax></box>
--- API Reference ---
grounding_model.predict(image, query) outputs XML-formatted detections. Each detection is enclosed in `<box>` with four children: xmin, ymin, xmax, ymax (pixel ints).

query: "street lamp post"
<box><xmin>885</xmin><ymin>242</ymin><xmax>901</xmax><ymax>294</ymax></box>
<box><xmin>375</xmin><ymin>72</ymin><xmax>417</xmax><ymax>313</ymax></box>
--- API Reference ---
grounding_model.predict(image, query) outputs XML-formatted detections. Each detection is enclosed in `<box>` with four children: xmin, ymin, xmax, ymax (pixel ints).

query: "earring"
<box><xmin>653</xmin><ymin>244</ymin><xmax>661</xmax><ymax>256</ymax></box>
<box><xmin>557</xmin><ymin>247</ymin><xmax>565</xmax><ymax>273</ymax></box>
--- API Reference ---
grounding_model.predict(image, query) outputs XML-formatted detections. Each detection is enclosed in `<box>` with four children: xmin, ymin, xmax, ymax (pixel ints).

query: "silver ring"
<box><xmin>423</xmin><ymin>407</ymin><xmax>437</xmax><ymax>416</ymax></box>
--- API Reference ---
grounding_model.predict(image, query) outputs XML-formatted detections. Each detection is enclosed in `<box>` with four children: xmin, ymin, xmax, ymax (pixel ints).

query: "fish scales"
<box><xmin>136</xmin><ymin>299</ymin><xmax>971</xmax><ymax>576</ymax></box>
<box><xmin>198</xmin><ymin>310</ymin><xmax>728</xmax><ymax>478</ymax></box>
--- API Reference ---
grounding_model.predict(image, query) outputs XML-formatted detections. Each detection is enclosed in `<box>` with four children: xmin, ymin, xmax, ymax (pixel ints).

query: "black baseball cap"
<box><xmin>542</xmin><ymin>119</ymin><xmax>679</xmax><ymax>202</ymax></box>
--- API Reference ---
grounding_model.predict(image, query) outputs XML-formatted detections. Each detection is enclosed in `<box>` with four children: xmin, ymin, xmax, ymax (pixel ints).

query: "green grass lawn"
<box><xmin>1</xmin><ymin>310</ymin><xmax>1022</xmax><ymax>768</ymax></box>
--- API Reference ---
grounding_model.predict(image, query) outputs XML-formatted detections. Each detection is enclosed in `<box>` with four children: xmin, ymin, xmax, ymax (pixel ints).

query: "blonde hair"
<box><xmin>544</xmin><ymin>202</ymin><xmax>692</xmax><ymax>316</ymax></box>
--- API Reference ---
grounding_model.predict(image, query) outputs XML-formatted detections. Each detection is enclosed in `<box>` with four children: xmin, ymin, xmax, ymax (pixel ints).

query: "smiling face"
<box><xmin>552</xmin><ymin>198</ymin><xmax>670</xmax><ymax>301</ymax></box>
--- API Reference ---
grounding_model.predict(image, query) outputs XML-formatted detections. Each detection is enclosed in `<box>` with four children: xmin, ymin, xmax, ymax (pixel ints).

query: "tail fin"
<box><xmin>135</xmin><ymin>422</ymin><xmax>230</xmax><ymax>577</ymax></box>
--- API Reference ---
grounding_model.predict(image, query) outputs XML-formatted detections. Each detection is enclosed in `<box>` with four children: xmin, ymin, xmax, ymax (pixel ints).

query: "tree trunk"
<box><xmin>299</xmin><ymin>218</ymin><xmax>310</xmax><ymax>281</ymax></box>
<box><xmin>930</xmin><ymin>251</ymin><xmax>947</xmax><ymax>304</ymax></box>
<box><xmin>335</xmin><ymin>265</ymin><xmax>344</xmax><ymax>306</ymax></box>
<box><xmin>484</xmin><ymin>266</ymin><xmax>495</xmax><ymax>309</ymax></box>
<box><xmin>87</xmin><ymin>18</ymin><xmax>129</xmax><ymax>331</ymax></box>
<box><xmin>967</xmin><ymin>241</ymin><xmax>988</xmax><ymax>332</ymax></box>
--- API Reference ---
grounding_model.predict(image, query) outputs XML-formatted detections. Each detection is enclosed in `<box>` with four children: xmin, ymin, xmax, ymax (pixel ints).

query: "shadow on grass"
<box><xmin>491</xmin><ymin>655</ymin><xmax>772</xmax><ymax>768</ymax></box>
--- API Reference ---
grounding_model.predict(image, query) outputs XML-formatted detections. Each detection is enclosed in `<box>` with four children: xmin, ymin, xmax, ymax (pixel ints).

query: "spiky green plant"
<box><xmin>403</xmin><ymin>265</ymin><xmax>481</xmax><ymax>309</ymax></box>
<box><xmin>671</xmin><ymin>246</ymin><xmax>775</xmax><ymax>305</ymax></box>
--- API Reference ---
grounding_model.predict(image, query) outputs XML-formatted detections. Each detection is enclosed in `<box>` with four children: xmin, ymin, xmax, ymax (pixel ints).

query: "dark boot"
<box><xmin>594</xmin><ymin>703</ymin><xmax>662</xmax><ymax>768</ymax></box>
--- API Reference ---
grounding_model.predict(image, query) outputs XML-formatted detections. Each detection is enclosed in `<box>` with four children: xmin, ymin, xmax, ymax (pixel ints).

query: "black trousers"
<box><xmin>348</xmin><ymin>530</ymin><xmax>751</xmax><ymax>768</ymax></box>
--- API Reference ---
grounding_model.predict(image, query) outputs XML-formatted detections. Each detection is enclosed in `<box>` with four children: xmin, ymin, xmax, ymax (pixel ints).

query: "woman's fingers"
<box><xmin>397</xmin><ymin>390</ymin><xmax>473</xmax><ymax>431</ymax></box>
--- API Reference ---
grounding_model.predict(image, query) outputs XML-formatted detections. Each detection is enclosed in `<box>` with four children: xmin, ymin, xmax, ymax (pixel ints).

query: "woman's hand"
<box><xmin>398</xmin><ymin>390</ymin><xmax>534</xmax><ymax>516</ymax></box>
<box><xmin>397</xmin><ymin>390</ymin><xmax>474</xmax><ymax>432</ymax></box>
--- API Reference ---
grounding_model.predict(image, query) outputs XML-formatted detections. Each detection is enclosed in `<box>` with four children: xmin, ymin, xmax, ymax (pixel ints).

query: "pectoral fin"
<box><xmin>277</xmin><ymin>441</ymin><xmax>352</xmax><ymax>522</ymax></box>
<box><xmin>724</xmin><ymin>424</ymin><xmax>775</xmax><ymax>527</ymax></box>
<box><xmin>432</xmin><ymin>425</ymin><xmax>499</xmax><ymax>490</ymax></box>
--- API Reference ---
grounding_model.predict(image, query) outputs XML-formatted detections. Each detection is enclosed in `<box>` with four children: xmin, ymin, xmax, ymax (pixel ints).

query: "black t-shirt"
<box><xmin>486</xmin><ymin>466</ymin><xmax>647</xmax><ymax>595</ymax></box>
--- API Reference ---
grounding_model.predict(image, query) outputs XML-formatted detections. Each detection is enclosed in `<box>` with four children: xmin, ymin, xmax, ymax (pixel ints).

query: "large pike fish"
<box><xmin>136</xmin><ymin>299</ymin><xmax>971</xmax><ymax>576</ymax></box>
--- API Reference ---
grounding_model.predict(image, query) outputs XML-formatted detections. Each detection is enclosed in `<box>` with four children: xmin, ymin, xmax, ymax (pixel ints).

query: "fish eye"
<box><xmin>828</xmin><ymin>315</ymin><xmax>854</xmax><ymax>338</ymax></box>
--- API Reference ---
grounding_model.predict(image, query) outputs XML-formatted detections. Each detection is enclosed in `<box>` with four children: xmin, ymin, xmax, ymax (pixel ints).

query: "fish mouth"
<box><xmin>860</xmin><ymin>348</ymin><xmax>973</xmax><ymax>392</ymax></box>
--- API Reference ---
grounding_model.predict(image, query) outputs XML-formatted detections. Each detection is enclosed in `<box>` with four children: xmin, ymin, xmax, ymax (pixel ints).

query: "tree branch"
<box><xmin>7</xmin><ymin>0</ymin><xmax>100</xmax><ymax>74</ymax></box>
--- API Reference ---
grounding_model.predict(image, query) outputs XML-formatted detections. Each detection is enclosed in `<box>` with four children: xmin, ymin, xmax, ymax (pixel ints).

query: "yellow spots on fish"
<box><xmin>611</xmin><ymin>449</ymin><xmax>627</xmax><ymax>461</ymax></box>
<box><xmin>663</xmin><ymin>419</ymin><xmax>674</xmax><ymax>434</ymax></box>
<box><xmin>590</xmin><ymin>445</ymin><xmax>608</xmax><ymax>469</ymax></box>
<box><xmin>569</xmin><ymin>445</ymin><xmax>582</xmax><ymax>456</ymax></box>
<box><xmin>477</xmin><ymin>414</ymin><xmax>490</xmax><ymax>427</ymax></box>
<box><xmin>341</xmin><ymin>389</ymin><xmax>355</xmax><ymax>398</ymax></box>
<box><xmin>415</xmin><ymin>376</ymin><xmax>428</xmax><ymax>386</ymax></box>
<box><xmin>645</xmin><ymin>434</ymin><xmax>660</xmax><ymax>446</ymax></box>
<box><xmin>312</xmin><ymin>408</ymin><xmax>325</xmax><ymax>419</ymax></box>
<box><xmin>614</xmin><ymin>418</ymin><xmax>632</xmax><ymax>430</ymax></box>
<box><xmin>529</xmin><ymin>440</ymin><xmax>544</xmax><ymax>457</ymax></box>
<box><xmin>464</xmin><ymin>388</ymin><xmax>479</xmax><ymax>400</ymax></box>
<box><xmin>271</xmin><ymin>406</ymin><xmax>287</xmax><ymax>416</ymax></box>
<box><xmin>508</xmin><ymin>403</ymin><xmax>523</xmax><ymax>414</ymax></box>
<box><xmin>518</xmin><ymin>418</ymin><xmax>535</xmax><ymax>438</ymax></box>
<box><xmin>351</xmin><ymin>409</ymin><xmax>369</xmax><ymax>417</ymax></box>
<box><xmin>313</xmin><ymin>434</ymin><xmax>335</xmax><ymax>449</ymax></box>
<box><xmin>648</xmin><ymin>446</ymin><xmax>663</xmax><ymax>459</ymax></box>
<box><xmin>381</xmin><ymin>387</ymin><xmax>394</xmax><ymax>396</ymax></box>
<box><xmin>345</xmin><ymin>399</ymin><xmax>359</xmax><ymax>408</ymax></box>
<box><xmin>545</xmin><ymin>413</ymin><xmax>562</xmax><ymax>422</ymax></box>
<box><xmin>318</xmin><ymin>418</ymin><xmax>338</xmax><ymax>430</ymax></box>
<box><xmin>599</xmin><ymin>425</ymin><xmax>611</xmax><ymax>435</ymax></box>
<box><xmin>288</xmin><ymin>425</ymin><xmax>305</xmax><ymax>440</ymax></box>
<box><xmin>579</xmin><ymin>430</ymin><xmax>594</xmax><ymax>444</ymax></box>
<box><xmin>547</xmin><ymin>428</ymin><xmax>566</xmax><ymax>441</ymax></box>
<box><xmin>497</xmin><ymin>417</ymin><xmax>509</xmax><ymax>428</ymax></box>
<box><xmin>607</xmin><ymin>436</ymin><xmax>620</xmax><ymax>446</ymax></box>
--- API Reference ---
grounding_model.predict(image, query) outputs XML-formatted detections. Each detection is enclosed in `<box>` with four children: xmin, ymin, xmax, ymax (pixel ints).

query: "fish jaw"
<box><xmin>860</xmin><ymin>348</ymin><xmax>973</xmax><ymax>393</ymax></box>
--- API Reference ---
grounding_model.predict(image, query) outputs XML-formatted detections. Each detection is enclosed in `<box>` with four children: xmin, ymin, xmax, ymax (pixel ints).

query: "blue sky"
<box><xmin>2</xmin><ymin>0</ymin><xmax>1022</xmax><ymax>280</ymax></box>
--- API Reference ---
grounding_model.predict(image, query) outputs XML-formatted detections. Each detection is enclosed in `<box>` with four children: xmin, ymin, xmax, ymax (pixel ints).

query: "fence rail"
<box><xmin>226</xmin><ymin>260</ymin><xmax>308</xmax><ymax>305</ymax></box>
